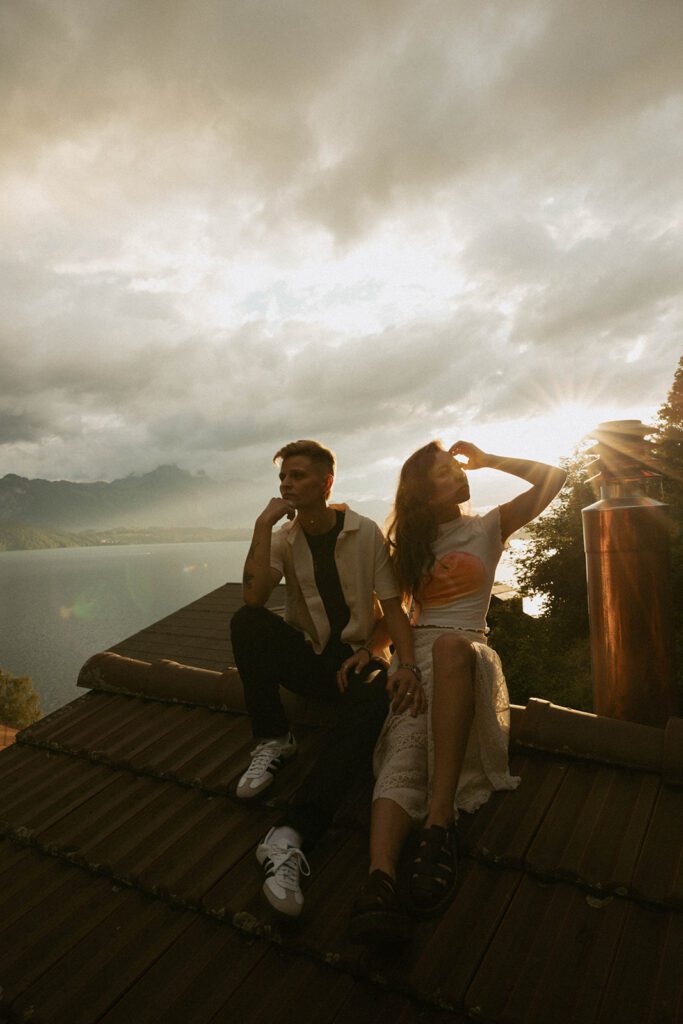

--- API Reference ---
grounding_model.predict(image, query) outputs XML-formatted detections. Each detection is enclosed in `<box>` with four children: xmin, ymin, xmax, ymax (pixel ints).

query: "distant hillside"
<box><xmin>0</xmin><ymin>523</ymin><xmax>252</xmax><ymax>552</ymax></box>
<box><xmin>0</xmin><ymin>524</ymin><xmax>84</xmax><ymax>551</ymax></box>
<box><xmin>0</xmin><ymin>465</ymin><xmax>228</xmax><ymax>531</ymax></box>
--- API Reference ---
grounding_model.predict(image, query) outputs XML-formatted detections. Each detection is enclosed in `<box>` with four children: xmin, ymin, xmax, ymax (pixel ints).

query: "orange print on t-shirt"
<box><xmin>418</xmin><ymin>551</ymin><xmax>486</xmax><ymax>607</ymax></box>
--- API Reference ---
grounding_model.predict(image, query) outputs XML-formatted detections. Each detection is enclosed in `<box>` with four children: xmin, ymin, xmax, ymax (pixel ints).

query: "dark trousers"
<box><xmin>230</xmin><ymin>605</ymin><xmax>389</xmax><ymax>845</ymax></box>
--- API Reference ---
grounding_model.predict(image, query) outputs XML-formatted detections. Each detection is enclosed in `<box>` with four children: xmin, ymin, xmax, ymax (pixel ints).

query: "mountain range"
<box><xmin>0</xmin><ymin>465</ymin><xmax>229</xmax><ymax>531</ymax></box>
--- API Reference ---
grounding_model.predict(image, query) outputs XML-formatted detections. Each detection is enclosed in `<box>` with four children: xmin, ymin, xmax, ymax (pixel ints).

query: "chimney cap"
<box><xmin>587</xmin><ymin>419</ymin><xmax>654</xmax><ymax>441</ymax></box>
<box><xmin>584</xmin><ymin>419</ymin><xmax>660</xmax><ymax>487</ymax></box>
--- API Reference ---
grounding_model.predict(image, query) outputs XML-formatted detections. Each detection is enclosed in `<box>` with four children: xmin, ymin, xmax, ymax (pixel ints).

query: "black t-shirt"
<box><xmin>302</xmin><ymin>510</ymin><xmax>350</xmax><ymax>643</ymax></box>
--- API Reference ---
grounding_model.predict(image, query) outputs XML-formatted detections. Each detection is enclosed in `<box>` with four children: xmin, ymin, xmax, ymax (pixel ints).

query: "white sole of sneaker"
<box><xmin>235</xmin><ymin>747</ymin><xmax>298</xmax><ymax>800</ymax></box>
<box><xmin>261</xmin><ymin>882</ymin><xmax>304</xmax><ymax>918</ymax></box>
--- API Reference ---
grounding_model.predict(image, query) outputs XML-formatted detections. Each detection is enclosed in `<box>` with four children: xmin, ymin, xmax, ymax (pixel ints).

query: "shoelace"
<box><xmin>268</xmin><ymin>845</ymin><xmax>311</xmax><ymax>890</ymax></box>
<box><xmin>245</xmin><ymin>741</ymin><xmax>285</xmax><ymax>778</ymax></box>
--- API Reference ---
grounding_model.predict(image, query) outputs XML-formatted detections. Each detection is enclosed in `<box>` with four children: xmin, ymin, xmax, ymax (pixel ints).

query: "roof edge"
<box><xmin>79</xmin><ymin>654</ymin><xmax>683</xmax><ymax>782</ymax></box>
<box><xmin>77</xmin><ymin>651</ymin><xmax>338</xmax><ymax>728</ymax></box>
<box><xmin>511</xmin><ymin>698</ymin><xmax>683</xmax><ymax>781</ymax></box>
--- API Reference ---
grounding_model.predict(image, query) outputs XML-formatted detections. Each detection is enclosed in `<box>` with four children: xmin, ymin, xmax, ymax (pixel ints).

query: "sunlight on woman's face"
<box><xmin>427</xmin><ymin>451</ymin><xmax>470</xmax><ymax>510</ymax></box>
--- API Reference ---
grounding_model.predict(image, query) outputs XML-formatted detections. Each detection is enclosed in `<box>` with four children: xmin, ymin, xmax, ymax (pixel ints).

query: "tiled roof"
<box><xmin>108</xmin><ymin>582</ymin><xmax>285</xmax><ymax>671</ymax></box>
<box><xmin>0</xmin><ymin>585</ymin><xmax>681</xmax><ymax>1024</ymax></box>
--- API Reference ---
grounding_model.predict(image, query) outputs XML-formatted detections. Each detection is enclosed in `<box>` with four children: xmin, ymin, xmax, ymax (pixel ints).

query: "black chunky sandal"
<box><xmin>409</xmin><ymin>824</ymin><xmax>458</xmax><ymax>917</ymax></box>
<box><xmin>348</xmin><ymin>869</ymin><xmax>412</xmax><ymax>944</ymax></box>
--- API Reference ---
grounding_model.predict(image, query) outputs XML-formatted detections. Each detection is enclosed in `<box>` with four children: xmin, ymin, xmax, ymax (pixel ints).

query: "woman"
<box><xmin>348</xmin><ymin>439</ymin><xmax>566</xmax><ymax>942</ymax></box>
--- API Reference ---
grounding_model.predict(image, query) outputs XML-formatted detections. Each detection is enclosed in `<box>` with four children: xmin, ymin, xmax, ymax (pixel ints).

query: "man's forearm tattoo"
<box><xmin>243</xmin><ymin>539</ymin><xmax>260</xmax><ymax>588</ymax></box>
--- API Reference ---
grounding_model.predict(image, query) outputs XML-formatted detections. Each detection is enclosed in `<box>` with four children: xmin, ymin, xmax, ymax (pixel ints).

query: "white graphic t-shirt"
<box><xmin>413</xmin><ymin>508</ymin><xmax>504</xmax><ymax>631</ymax></box>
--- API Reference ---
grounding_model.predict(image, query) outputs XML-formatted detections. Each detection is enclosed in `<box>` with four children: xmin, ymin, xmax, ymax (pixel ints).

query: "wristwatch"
<box><xmin>399</xmin><ymin>662</ymin><xmax>423</xmax><ymax>683</ymax></box>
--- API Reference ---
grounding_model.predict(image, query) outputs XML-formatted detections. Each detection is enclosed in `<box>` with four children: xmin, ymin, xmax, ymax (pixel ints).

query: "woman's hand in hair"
<box><xmin>448</xmin><ymin>440</ymin><xmax>489</xmax><ymax>470</ymax></box>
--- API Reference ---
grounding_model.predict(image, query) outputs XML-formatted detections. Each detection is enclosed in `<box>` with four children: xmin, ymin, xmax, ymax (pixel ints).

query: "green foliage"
<box><xmin>487</xmin><ymin>598</ymin><xmax>545</xmax><ymax>705</ymax></box>
<box><xmin>653</xmin><ymin>355</ymin><xmax>683</xmax><ymax>519</ymax></box>
<box><xmin>488</xmin><ymin>597</ymin><xmax>593</xmax><ymax>712</ymax></box>
<box><xmin>490</xmin><ymin>449</ymin><xmax>596</xmax><ymax>711</ymax></box>
<box><xmin>0</xmin><ymin>523</ymin><xmax>83</xmax><ymax>551</ymax></box>
<box><xmin>0</xmin><ymin>668</ymin><xmax>41</xmax><ymax>729</ymax></box>
<box><xmin>652</xmin><ymin>356</ymin><xmax>683</xmax><ymax>698</ymax></box>
<box><xmin>514</xmin><ymin>450</ymin><xmax>595</xmax><ymax>644</ymax></box>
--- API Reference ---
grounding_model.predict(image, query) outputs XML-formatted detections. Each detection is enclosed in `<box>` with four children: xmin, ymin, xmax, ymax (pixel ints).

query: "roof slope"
<box><xmin>108</xmin><ymin>582</ymin><xmax>284</xmax><ymax>671</ymax></box>
<box><xmin>0</xmin><ymin>586</ymin><xmax>681</xmax><ymax>1024</ymax></box>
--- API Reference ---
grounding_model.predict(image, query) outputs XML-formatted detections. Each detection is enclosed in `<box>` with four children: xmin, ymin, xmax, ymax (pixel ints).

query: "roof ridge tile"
<box><xmin>513</xmin><ymin>698</ymin><xmax>678</xmax><ymax>776</ymax></box>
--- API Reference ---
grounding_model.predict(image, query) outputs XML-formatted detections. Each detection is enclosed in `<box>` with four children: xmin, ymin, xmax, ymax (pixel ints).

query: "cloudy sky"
<box><xmin>2</xmin><ymin>0</ymin><xmax>681</xmax><ymax>523</ymax></box>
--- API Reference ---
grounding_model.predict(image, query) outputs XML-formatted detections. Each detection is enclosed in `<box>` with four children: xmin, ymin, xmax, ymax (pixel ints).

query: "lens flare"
<box><xmin>58</xmin><ymin>588</ymin><xmax>101</xmax><ymax>622</ymax></box>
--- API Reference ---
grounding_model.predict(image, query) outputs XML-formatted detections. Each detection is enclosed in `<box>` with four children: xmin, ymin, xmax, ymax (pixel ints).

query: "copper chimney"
<box><xmin>581</xmin><ymin>420</ymin><xmax>677</xmax><ymax>726</ymax></box>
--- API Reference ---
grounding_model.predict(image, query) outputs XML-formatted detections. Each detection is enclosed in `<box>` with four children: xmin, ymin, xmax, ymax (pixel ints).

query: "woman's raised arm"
<box><xmin>449</xmin><ymin>440</ymin><xmax>566</xmax><ymax>541</ymax></box>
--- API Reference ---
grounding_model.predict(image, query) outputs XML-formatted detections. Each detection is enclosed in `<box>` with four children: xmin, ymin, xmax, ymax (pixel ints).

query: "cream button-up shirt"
<box><xmin>270</xmin><ymin>504</ymin><xmax>400</xmax><ymax>655</ymax></box>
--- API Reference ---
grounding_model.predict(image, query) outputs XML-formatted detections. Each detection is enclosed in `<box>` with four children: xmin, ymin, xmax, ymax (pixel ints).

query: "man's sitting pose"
<box><xmin>230</xmin><ymin>439</ymin><xmax>418</xmax><ymax>918</ymax></box>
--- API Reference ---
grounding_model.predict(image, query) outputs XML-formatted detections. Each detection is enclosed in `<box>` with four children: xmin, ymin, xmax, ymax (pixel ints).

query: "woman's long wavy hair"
<box><xmin>386</xmin><ymin>440</ymin><xmax>445</xmax><ymax>603</ymax></box>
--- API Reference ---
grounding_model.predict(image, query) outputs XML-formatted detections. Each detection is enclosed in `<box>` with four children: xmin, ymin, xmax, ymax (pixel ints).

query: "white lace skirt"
<box><xmin>372</xmin><ymin>627</ymin><xmax>520</xmax><ymax>823</ymax></box>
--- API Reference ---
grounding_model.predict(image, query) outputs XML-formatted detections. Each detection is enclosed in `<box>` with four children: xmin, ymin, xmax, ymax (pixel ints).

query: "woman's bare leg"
<box><xmin>369</xmin><ymin>797</ymin><xmax>413</xmax><ymax>879</ymax></box>
<box><xmin>425</xmin><ymin>634</ymin><xmax>475</xmax><ymax>828</ymax></box>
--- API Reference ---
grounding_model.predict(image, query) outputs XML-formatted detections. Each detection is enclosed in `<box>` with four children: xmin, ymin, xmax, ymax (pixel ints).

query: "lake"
<box><xmin>0</xmin><ymin>538</ymin><xmax>526</xmax><ymax>718</ymax></box>
<box><xmin>0</xmin><ymin>541</ymin><xmax>251</xmax><ymax>716</ymax></box>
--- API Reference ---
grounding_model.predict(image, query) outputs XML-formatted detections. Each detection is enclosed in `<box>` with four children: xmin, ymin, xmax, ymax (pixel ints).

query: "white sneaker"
<box><xmin>256</xmin><ymin>827</ymin><xmax>311</xmax><ymax>917</ymax></box>
<box><xmin>235</xmin><ymin>732</ymin><xmax>297</xmax><ymax>799</ymax></box>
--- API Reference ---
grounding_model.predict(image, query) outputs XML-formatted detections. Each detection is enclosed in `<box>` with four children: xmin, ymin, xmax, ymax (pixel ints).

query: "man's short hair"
<box><xmin>273</xmin><ymin>439</ymin><xmax>336</xmax><ymax>477</ymax></box>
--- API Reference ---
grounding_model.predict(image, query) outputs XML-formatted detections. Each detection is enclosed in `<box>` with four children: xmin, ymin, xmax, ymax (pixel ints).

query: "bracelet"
<box><xmin>399</xmin><ymin>662</ymin><xmax>423</xmax><ymax>683</ymax></box>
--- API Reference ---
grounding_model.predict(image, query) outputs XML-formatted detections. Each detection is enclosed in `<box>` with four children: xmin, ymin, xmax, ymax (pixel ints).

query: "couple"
<box><xmin>230</xmin><ymin>437</ymin><xmax>565</xmax><ymax>941</ymax></box>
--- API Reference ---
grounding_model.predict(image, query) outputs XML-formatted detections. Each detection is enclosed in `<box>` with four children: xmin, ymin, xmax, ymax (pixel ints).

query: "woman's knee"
<box><xmin>432</xmin><ymin>634</ymin><xmax>476</xmax><ymax>675</ymax></box>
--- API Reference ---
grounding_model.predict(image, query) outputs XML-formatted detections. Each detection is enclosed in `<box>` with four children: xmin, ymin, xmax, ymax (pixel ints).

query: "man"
<box><xmin>230</xmin><ymin>439</ymin><xmax>420</xmax><ymax>919</ymax></box>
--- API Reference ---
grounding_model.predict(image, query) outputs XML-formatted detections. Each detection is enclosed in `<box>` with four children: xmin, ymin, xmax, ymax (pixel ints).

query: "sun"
<box><xmin>469</xmin><ymin>399</ymin><xmax>660</xmax><ymax>468</ymax></box>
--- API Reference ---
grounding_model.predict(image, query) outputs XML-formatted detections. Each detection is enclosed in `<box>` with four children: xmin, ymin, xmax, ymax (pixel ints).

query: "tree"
<box><xmin>0</xmin><ymin>669</ymin><xmax>41</xmax><ymax>729</ymax></box>
<box><xmin>487</xmin><ymin>594</ymin><xmax>593</xmax><ymax>711</ymax></box>
<box><xmin>653</xmin><ymin>356</ymin><xmax>683</xmax><ymax>698</ymax></box>
<box><xmin>653</xmin><ymin>355</ymin><xmax>683</xmax><ymax>519</ymax></box>
<box><xmin>489</xmin><ymin>448</ymin><xmax>594</xmax><ymax>712</ymax></box>
<box><xmin>513</xmin><ymin>449</ymin><xmax>595</xmax><ymax>645</ymax></box>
